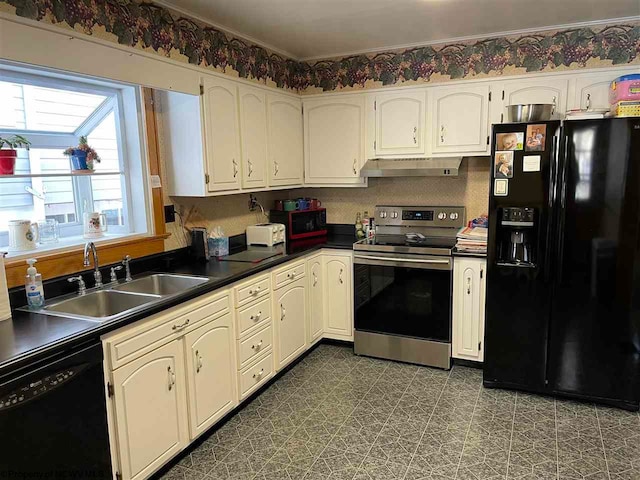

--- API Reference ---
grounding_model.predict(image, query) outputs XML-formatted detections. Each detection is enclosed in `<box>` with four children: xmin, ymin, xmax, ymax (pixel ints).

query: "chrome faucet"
<box><xmin>83</xmin><ymin>242</ymin><xmax>103</xmax><ymax>288</ymax></box>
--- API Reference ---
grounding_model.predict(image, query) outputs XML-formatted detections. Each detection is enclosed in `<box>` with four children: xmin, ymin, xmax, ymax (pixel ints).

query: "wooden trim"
<box><xmin>5</xmin><ymin>235</ymin><xmax>166</xmax><ymax>288</ymax></box>
<box><xmin>143</xmin><ymin>87</ymin><xmax>167</xmax><ymax>237</ymax></box>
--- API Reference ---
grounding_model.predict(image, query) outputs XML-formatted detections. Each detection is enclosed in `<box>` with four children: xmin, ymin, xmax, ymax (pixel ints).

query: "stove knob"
<box><xmin>380</xmin><ymin>211</ymin><xmax>386</xmax><ymax>218</ymax></box>
<box><xmin>438</xmin><ymin>212</ymin><xmax>447</xmax><ymax>220</ymax></box>
<box><xmin>449</xmin><ymin>213</ymin><xmax>459</xmax><ymax>220</ymax></box>
<box><xmin>391</xmin><ymin>212</ymin><xmax>398</xmax><ymax>219</ymax></box>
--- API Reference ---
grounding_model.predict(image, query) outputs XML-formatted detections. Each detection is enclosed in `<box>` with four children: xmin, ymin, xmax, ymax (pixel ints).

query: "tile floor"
<box><xmin>159</xmin><ymin>345</ymin><xmax>640</xmax><ymax>480</ymax></box>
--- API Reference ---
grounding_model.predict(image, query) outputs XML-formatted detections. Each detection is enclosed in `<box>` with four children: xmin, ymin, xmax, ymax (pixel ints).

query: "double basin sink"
<box><xmin>24</xmin><ymin>274</ymin><xmax>215</xmax><ymax>322</ymax></box>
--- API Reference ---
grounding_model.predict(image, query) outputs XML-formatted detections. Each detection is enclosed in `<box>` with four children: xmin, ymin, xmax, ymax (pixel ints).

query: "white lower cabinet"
<box><xmin>307</xmin><ymin>254</ymin><xmax>324</xmax><ymax>344</ymax></box>
<box><xmin>452</xmin><ymin>257</ymin><xmax>486</xmax><ymax>362</ymax></box>
<box><xmin>184</xmin><ymin>313</ymin><xmax>237</xmax><ymax>440</ymax></box>
<box><xmin>274</xmin><ymin>276</ymin><xmax>308</xmax><ymax>370</ymax></box>
<box><xmin>111</xmin><ymin>340</ymin><xmax>189</xmax><ymax>480</ymax></box>
<box><xmin>323</xmin><ymin>252</ymin><xmax>354</xmax><ymax>341</ymax></box>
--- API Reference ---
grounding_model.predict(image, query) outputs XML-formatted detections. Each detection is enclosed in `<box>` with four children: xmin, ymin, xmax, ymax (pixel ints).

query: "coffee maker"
<box><xmin>496</xmin><ymin>207</ymin><xmax>536</xmax><ymax>265</ymax></box>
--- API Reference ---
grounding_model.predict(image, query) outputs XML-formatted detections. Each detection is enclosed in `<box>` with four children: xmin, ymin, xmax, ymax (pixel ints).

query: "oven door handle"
<box><xmin>353</xmin><ymin>254</ymin><xmax>452</xmax><ymax>270</ymax></box>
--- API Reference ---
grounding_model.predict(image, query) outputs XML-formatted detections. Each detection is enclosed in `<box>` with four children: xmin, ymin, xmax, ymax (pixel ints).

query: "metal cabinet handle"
<box><xmin>251</xmin><ymin>340</ymin><xmax>263</xmax><ymax>351</ymax></box>
<box><xmin>313</xmin><ymin>273</ymin><xmax>317</xmax><ymax>287</ymax></box>
<box><xmin>339</xmin><ymin>268</ymin><xmax>344</xmax><ymax>284</ymax></box>
<box><xmin>172</xmin><ymin>318</ymin><xmax>190</xmax><ymax>331</ymax></box>
<box><xmin>281</xmin><ymin>303</ymin><xmax>286</xmax><ymax>321</ymax></box>
<box><xmin>586</xmin><ymin>93</ymin><xmax>591</xmax><ymax>110</ymax></box>
<box><xmin>195</xmin><ymin>350</ymin><xmax>203</xmax><ymax>373</ymax></box>
<box><xmin>414</xmin><ymin>126</ymin><xmax>418</xmax><ymax>144</ymax></box>
<box><xmin>232</xmin><ymin>158</ymin><xmax>238</xmax><ymax>178</ymax></box>
<box><xmin>467</xmin><ymin>277</ymin><xmax>471</xmax><ymax>295</ymax></box>
<box><xmin>551</xmin><ymin>96</ymin><xmax>557</xmax><ymax>115</ymax></box>
<box><xmin>352</xmin><ymin>159</ymin><xmax>357</xmax><ymax>175</ymax></box>
<box><xmin>274</xmin><ymin>161</ymin><xmax>279</xmax><ymax>176</ymax></box>
<box><xmin>249</xmin><ymin>286</ymin><xmax>261</xmax><ymax>296</ymax></box>
<box><xmin>167</xmin><ymin>366</ymin><xmax>176</xmax><ymax>391</ymax></box>
<box><xmin>440</xmin><ymin>125</ymin><xmax>445</xmax><ymax>144</ymax></box>
<box><xmin>250</xmin><ymin>311</ymin><xmax>262</xmax><ymax>321</ymax></box>
<box><xmin>253</xmin><ymin>368</ymin><xmax>264</xmax><ymax>379</ymax></box>
<box><xmin>287</xmin><ymin>271</ymin><xmax>296</xmax><ymax>280</ymax></box>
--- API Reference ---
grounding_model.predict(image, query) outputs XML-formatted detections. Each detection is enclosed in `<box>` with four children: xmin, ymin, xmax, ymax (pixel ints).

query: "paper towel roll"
<box><xmin>0</xmin><ymin>253</ymin><xmax>11</xmax><ymax>321</ymax></box>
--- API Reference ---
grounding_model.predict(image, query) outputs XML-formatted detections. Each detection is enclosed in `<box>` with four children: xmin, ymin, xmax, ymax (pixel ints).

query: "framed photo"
<box><xmin>494</xmin><ymin>151</ymin><xmax>514</xmax><ymax>179</ymax></box>
<box><xmin>496</xmin><ymin>132</ymin><xmax>524</xmax><ymax>150</ymax></box>
<box><xmin>525</xmin><ymin>124</ymin><xmax>547</xmax><ymax>152</ymax></box>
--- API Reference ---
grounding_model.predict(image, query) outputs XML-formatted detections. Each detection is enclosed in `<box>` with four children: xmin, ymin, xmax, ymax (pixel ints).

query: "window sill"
<box><xmin>4</xmin><ymin>233</ymin><xmax>170</xmax><ymax>288</ymax></box>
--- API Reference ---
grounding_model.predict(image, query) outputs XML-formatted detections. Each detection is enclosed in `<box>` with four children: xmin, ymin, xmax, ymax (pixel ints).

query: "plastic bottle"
<box><xmin>355</xmin><ymin>212</ymin><xmax>365</xmax><ymax>239</ymax></box>
<box><xmin>25</xmin><ymin>258</ymin><xmax>45</xmax><ymax>309</ymax></box>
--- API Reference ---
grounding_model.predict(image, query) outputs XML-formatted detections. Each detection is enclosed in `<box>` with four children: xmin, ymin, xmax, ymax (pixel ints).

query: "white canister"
<box><xmin>0</xmin><ymin>252</ymin><xmax>11</xmax><ymax>321</ymax></box>
<box><xmin>8</xmin><ymin>219</ymin><xmax>38</xmax><ymax>251</ymax></box>
<box><xmin>83</xmin><ymin>212</ymin><xmax>108</xmax><ymax>239</ymax></box>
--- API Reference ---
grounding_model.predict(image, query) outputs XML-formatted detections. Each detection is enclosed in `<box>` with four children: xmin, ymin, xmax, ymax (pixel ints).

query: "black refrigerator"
<box><xmin>484</xmin><ymin>118</ymin><xmax>640</xmax><ymax>411</ymax></box>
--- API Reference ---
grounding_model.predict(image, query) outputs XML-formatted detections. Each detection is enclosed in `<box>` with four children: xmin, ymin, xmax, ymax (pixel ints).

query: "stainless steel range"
<box><xmin>353</xmin><ymin>205</ymin><xmax>465</xmax><ymax>369</ymax></box>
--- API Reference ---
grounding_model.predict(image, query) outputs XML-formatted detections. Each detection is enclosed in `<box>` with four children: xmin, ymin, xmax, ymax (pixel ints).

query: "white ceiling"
<box><xmin>159</xmin><ymin>0</ymin><xmax>640</xmax><ymax>60</ymax></box>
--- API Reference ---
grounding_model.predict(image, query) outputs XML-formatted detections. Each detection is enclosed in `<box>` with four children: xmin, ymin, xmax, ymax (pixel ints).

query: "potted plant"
<box><xmin>0</xmin><ymin>135</ymin><xmax>31</xmax><ymax>175</ymax></box>
<box><xmin>63</xmin><ymin>136</ymin><xmax>101</xmax><ymax>172</ymax></box>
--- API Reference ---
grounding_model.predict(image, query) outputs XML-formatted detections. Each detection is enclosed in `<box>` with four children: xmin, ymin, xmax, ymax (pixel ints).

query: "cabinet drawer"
<box><xmin>238</xmin><ymin>324</ymin><xmax>273</xmax><ymax>369</ymax></box>
<box><xmin>106</xmin><ymin>293</ymin><xmax>230</xmax><ymax>369</ymax></box>
<box><xmin>239</xmin><ymin>351</ymin><xmax>273</xmax><ymax>399</ymax></box>
<box><xmin>272</xmin><ymin>261</ymin><xmax>306</xmax><ymax>289</ymax></box>
<box><xmin>235</xmin><ymin>274</ymin><xmax>270</xmax><ymax>307</ymax></box>
<box><xmin>236</xmin><ymin>296</ymin><xmax>271</xmax><ymax>338</ymax></box>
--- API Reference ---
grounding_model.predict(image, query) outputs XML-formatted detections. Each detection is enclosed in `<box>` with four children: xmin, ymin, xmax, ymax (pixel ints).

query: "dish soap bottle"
<box><xmin>25</xmin><ymin>258</ymin><xmax>45</xmax><ymax>309</ymax></box>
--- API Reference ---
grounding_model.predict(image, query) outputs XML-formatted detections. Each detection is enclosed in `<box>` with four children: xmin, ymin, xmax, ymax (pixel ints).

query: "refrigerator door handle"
<box><xmin>544</xmin><ymin>134</ymin><xmax>561</xmax><ymax>282</ymax></box>
<box><xmin>555</xmin><ymin>135</ymin><xmax>570</xmax><ymax>284</ymax></box>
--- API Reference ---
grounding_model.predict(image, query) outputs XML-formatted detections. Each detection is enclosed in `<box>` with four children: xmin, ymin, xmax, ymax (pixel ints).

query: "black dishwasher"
<box><xmin>0</xmin><ymin>340</ymin><xmax>112</xmax><ymax>478</ymax></box>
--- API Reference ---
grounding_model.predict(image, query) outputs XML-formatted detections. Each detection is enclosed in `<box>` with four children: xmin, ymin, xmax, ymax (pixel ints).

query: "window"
<box><xmin>0</xmin><ymin>65</ymin><xmax>150</xmax><ymax>252</ymax></box>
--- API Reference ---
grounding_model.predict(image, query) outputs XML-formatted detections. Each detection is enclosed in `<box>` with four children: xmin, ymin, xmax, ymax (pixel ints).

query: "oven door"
<box><xmin>353</xmin><ymin>252</ymin><xmax>452</xmax><ymax>342</ymax></box>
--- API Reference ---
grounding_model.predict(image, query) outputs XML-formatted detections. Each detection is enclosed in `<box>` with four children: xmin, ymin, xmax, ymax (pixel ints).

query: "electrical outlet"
<box><xmin>164</xmin><ymin>205</ymin><xmax>176</xmax><ymax>223</ymax></box>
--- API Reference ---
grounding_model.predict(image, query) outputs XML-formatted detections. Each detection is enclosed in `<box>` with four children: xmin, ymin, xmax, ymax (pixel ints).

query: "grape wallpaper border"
<box><xmin>1</xmin><ymin>0</ymin><xmax>639</xmax><ymax>92</ymax></box>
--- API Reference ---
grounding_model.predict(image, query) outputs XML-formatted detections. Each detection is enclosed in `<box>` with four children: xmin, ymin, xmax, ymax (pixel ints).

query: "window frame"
<box><xmin>0</xmin><ymin>68</ymin><xmax>139</xmax><ymax>246</ymax></box>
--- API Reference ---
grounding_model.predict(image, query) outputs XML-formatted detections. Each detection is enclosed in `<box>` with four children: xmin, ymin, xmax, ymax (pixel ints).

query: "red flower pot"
<box><xmin>0</xmin><ymin>150</ymin><xmax>17</xmax><ymax>175</ymax></box>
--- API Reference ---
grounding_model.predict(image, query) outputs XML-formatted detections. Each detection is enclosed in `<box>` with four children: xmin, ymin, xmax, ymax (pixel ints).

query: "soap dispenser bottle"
<box><xmin>25</xmin><ymin>258</ymin><xmax>45</xmax><ymax>308</ymax></box>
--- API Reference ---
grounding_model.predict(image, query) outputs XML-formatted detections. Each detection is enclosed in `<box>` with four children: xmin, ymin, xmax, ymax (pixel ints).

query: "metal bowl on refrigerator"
<box><xmin>507</xmin><ymin>104</ymin><xmax>554</xmax><ymax>122</ymax></box>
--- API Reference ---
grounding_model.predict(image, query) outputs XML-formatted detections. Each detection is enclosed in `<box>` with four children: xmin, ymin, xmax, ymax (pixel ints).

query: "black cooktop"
<box><xmin>358</xmin><ymin>234</ymin><xmax>457</xmax><ymax>249</ymax></box>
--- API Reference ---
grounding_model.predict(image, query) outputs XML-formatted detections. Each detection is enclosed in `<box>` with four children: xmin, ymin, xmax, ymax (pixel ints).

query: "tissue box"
<box><xmin>208</xmin><ymin>237</ymin><xmax>229</xmax><ymax>257</ymax></box>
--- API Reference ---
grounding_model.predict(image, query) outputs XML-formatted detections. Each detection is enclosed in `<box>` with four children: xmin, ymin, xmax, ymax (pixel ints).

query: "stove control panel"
<box><xmin>376</xmin><ymin>206</ymin><xmax>465</xmax><ymax>228</ymax></box>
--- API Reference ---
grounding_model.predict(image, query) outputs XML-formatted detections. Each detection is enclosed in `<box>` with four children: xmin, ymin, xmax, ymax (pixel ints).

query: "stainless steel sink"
<box><xmin>39</xmin><ymin>290</ymin><xmax>159</xmax><ymax>322</ymax></box>
<box><xmin>112</xmin><ymin>274</ymin><xmax>210</xmax><ymax>296</ymax></box>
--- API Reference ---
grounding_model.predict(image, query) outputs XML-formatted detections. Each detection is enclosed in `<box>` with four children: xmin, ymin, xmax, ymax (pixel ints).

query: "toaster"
<box><xmin>246</xmin><ymin>223</ymin><xmax>285</xmax><ymax>247</ymax></box>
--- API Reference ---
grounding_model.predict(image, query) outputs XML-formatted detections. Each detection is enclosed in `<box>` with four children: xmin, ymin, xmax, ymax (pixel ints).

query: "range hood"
<box><xmin>360</xmin><ymin>157</ymin><xmax>462</xmax><ymax>177</ymax></box>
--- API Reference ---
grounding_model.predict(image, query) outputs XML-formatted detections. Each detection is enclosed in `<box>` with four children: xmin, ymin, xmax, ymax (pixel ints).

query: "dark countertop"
<box><xmin>452</xmin><ymin>249</ymin><xmax>487</xmax><ymax>259</ymax></box>
<box><xmin>0</xmin><ymin>235</ymin><xmax>355</xmax><ymax>377</ymax></box>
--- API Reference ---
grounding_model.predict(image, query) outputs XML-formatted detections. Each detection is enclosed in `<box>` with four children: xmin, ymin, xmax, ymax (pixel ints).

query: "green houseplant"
<box><xmin>63</xmin><ymin>136</ymin><xmax>101</xmax><ymax>172</ymax></box>
<box><xmin>0</xmin><ymin>135</ymin><xmax>31</xmax><ymax>175</ymax></box>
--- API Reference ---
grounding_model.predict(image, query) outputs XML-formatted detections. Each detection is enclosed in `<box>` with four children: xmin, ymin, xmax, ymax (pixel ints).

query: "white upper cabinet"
<box><xmin>571</xmin><ymin>72</ymin><xmax>619</xmax><ymax>111</ymax></box>
<box><xmin>430</xmin><ymin>84</ymin><xmax>490</xmax><ymax>155</ymax></box>
<box><xmin>499</xmin><ymin>78</ymin><xmax>569</xmax><ymax>121</ymax></box>
<box><xmin>238</xmin><ymin>85</ymin><xmax>268</xmax><ymax>189</ymax></box>
<box><xmin>374</xmin><ymin>90</ymin><xmax>427</xmax><ymax>157</ymax></box>
<box><xmin>303</xmin><ymin>95</ymin><xmax>366</xmax><ymax>185</ymax></box>
<box><xmin>267</xmin><ymin>93</ymin><xmax>304</xmax><ymax>187</ymax></box>
<box><xmin>201</xmin><ymin>76</ymin><xmax>242</xmax><ymax>192</ymax></box>
<box><xmin>183</xmin><ymin>313</ymin><xmax>237</xmax><ymax>440</ymax></box>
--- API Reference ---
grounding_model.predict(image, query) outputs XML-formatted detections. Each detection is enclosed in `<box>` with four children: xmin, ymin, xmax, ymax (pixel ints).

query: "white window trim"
<box><xmin>0</xmin><ymin>65</ymin><xmax>151</xmax><ymax>252</ymax></box>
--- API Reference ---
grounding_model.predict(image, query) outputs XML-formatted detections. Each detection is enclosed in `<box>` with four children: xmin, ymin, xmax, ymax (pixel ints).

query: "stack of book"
<box><xmin>455</xmin><ymin>226</ymin><xmax>488</xmax><ymax>254</ymax></box>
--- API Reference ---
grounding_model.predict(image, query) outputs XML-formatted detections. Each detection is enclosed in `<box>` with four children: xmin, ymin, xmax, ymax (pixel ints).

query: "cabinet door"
<box><xmin>304</xmin><ymin>96</ymin><xmax>366</xmax><ymax>185</ymax></box>
<box><xmin>184</xmin><ymin>312</ymin><xmax>236</xmax><ymax>440</ymax></box>
<box><xmin>431</xmin><ymin>85</ymin><xmax>490</xmax><ymax>155</ymax></box>
<box><xmin>307</xmin><ymin>256</ymin><xmax>324</xmax><ymax>343</ymax></box>
<box><xmin>267</xmin><ymin>93</ymin><xmax>303</xmax><ymax>187</ymax></box>
<box><xmin>201</xmin><ymin>76</ymin><xmax>241</xmax><ymax>192</ymax></box>
<box><xmin>501</xmin><ymin>78</ymin><xmax>569</xmax><ymax>121</ymax></box>
<box><xmin>111</xmin><ymin>340</ymin><xmax>187</xmax><ymax>480</ymax></box>
<box><xmin>324</xmin><ymin>254</ymin><xmax>353</xmax><ymax>341</ymax></box>
<box><xmin>572</xmin><ymin>72</ymin><xmax>618</xmax><ymax>111</ymax></box>
<box><xmin>274</xmin><ymin>278</ymin><xmax>307</xmax><ymax>369</ymax></box>
<box><xmin>452</xmin><ymin>258</ymin><xmax>486</xmax><ymax>362</ymax></box>
<box><xmin>375</xmin><ymin>91</ymin><xmax>426</xmax><ymax>156</ymax></box>
<box><xmin>239</xmin><ymin>85</ymin><xmax>268</xmax><ymax>189</ymax></box>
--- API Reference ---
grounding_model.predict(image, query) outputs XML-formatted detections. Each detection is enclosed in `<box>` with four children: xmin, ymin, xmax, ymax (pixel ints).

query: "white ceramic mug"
<box><xmin>83</xmin><ymin>212</ymin><xmax>108</xmax><ymax>238</ymax></box>
<box><xmin>8</xmin><ymin>219</ymin><xmax>38</xmax><ymax>251</ymax></box>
